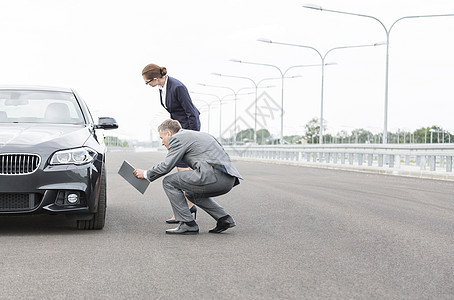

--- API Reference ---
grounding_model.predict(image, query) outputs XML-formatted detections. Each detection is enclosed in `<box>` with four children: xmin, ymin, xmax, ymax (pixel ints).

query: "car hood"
<box><xmin>0</xmin><ymin>123</ymin><xmax>91</xmax><ymax>151</ymax></box>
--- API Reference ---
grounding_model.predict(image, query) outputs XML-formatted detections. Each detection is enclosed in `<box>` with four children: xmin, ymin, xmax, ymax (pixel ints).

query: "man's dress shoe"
<box><xmin>209</xmin><ymin>215</ymin><xmax>236</xmax><ymax>233</ymax></box>
<box><xmin>166</xmin><ymin>223</ymin><xmax>199</xmax><ymax>235</ymax></box>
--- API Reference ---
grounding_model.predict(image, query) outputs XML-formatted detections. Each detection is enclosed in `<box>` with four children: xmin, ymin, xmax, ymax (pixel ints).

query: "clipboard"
<box><xmin>117</xmin><ymin>160</ymin><xmax>150</xmax><ymax>194</ymax></box>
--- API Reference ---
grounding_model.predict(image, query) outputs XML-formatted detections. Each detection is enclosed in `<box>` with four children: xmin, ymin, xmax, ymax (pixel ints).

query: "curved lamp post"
<box><xmin>258</xmin><ymin>38</ymin><xmax>384</xmax><ymax>144</ymax></box>
<box><xmin>198</xmin><ymin>83</ymin><xmax>260</xmax><ymax>144</ymax></box>
<box><xmin>190</xmin><ymin>91</ymin><xmax>223</xmax><ymax>140</ymax></box>
<box><xmin>194</xmin><ymin>98</ymin><xmax>217</xmax><ymax>135</ymax></box>
<box><xmin>229</xmin><ymin>60</ymin><xmax>323</xmax><ymax>144</ymax></box>
<box><xmin>211</xmin><ymin>73</ymin><xmax>299</xmax><ymax>144</ymax></box>
<box><xmin>303</xmin><ymin>4</ymin><xmax>454</xmax><ymax>144</ymax></box>
<box><xmin>191</xmin><ymin>90</ymin><xmax>255</xmax><ymax>142</ymax></box>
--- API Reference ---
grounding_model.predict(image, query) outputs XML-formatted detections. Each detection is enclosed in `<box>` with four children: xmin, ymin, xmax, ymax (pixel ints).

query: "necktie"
<box><xmin>159</xmin><ymin>89</ymin><xmax>165</xmax><ymax>108</ymax></box>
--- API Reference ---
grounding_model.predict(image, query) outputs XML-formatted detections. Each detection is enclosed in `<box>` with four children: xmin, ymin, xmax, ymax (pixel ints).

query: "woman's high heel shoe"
<box><xmin>166</xmin><ymin>205</ymin><xmax>197</xmax><ymax>224</ymax></box>
<box><xmin>190</xmin><ymin>205</ymin><xmax>197</xmax><ymax>220</ymax></box>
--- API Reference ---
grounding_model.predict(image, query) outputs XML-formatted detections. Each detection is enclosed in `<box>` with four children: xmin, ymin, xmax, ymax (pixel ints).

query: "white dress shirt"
<box><xmin>158</xmin><ymin>75</ymin><xmax>168</xmax><ymax>108</ymax></box>
<box><xmin>144</xmin><ymin>75</ymin><xmax>169</xmax><ymax>179</ymax></box>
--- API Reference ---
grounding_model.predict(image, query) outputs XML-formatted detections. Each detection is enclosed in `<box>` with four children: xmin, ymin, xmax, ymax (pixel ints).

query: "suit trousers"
<box><xmin>162</xmin><ymin>168</ymin><xmax>236</xmax><ymax>223</ymax></box>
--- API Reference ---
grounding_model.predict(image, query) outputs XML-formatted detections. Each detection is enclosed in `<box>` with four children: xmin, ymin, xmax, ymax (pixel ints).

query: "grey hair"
<box><xmin>158</xmin><ymin>119</ymin><xmax>182</xmax><ymax>134</ymax></box>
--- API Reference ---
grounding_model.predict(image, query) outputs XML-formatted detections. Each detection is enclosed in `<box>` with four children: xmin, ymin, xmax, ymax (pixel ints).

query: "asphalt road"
<box><xmin>0</xmin><ymin>151</ymin><xmax>453</xmax><ymax>299</ymax></box>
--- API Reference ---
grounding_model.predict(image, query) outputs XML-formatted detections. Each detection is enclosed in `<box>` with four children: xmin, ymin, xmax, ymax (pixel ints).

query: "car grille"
<box><xmin>0</xmin><ymin>193</ymin><xmax>39</xmax><ymax>211</ymax></box>
<box><xmin>0</xmin><ymin>154</ymin><xmax>41</xmax><ymax>175</ymax></box>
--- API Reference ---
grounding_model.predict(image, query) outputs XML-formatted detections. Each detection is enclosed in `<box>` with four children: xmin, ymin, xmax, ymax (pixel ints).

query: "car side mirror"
<box><xmin>95</xmin><ymin>117</ymin><xmax>118</xmax><ymax>130</ymax></box>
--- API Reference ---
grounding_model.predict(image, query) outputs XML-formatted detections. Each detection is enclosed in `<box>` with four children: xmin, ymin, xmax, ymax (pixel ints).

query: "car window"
<box><xmin>0</xmin><ymin>90</ymin><xmax>85</xmax><ymax>124</ymax></box>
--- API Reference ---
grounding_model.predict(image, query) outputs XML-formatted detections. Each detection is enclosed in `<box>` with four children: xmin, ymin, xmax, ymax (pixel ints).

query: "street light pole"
<box><xmin>429</xmin><ymin>128</ymin><xmax>443</xmax><ymax>143</ymax></box>
<box><xmin>303</xmin><ymin>4</ymin><xmax>454</xmax><ymax>144</ymax></box>
<box><xmin>230</xmin><ymin>59</ymin><xmax>322</xmax><ymax>144</ymax></box>
<box><xmin>198</xmin><ymin>83</ymin><xmax>256</xmax><ymax>144</ymax></box>
<box><xmin>212</xmin><ymin>73</ymin><xmax>301</xmax><ymax>144</ymax></box>
<box><xmin>212</xmin><ymin>73</ymin><xmax>289</xmax><ymax>143</ymax></box>
<box><xmin>190</xmin><ymin>91</ymin><xmax>223</xmax><ymax>141</ymax></box>
<box><xmin>259</xmin><ymin>38</ymin><xmax>383</xmax><ymax>144</ymax></box>
<box><xmin>194</xmin><ymin>98</ymin><xmax>217</xmax><ymax>134</ymax></box>
<box><xmin>211</xmin><ymin>74</ymin><xmax>258</xmax><ymax>143</ymax></box>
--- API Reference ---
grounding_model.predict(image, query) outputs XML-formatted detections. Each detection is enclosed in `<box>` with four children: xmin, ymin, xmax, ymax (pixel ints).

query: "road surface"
<box><xmin>0</xmin><ymin>151</ymin><xmax>453</xmax><ymax>299</ymax></box>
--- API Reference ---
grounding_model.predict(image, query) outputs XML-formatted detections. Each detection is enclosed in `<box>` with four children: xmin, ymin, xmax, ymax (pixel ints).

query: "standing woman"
<box><xmin>142</xmin><ymin>63</ymin><xmax>200</xmax><ymax>223</ymax></box>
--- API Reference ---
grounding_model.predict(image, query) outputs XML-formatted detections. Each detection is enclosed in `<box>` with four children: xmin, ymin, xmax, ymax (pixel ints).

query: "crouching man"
<box><xmin>133</xmin><ymin>119</ymin><xmax>242</xmax><ymax>235</ymax></box>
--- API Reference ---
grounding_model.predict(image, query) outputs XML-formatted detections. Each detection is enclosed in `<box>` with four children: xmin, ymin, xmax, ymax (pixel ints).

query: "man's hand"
<box><xmin>133</xmin><ymin>169</ymin><xmax>145</xmax><ymax>179</ymax></box>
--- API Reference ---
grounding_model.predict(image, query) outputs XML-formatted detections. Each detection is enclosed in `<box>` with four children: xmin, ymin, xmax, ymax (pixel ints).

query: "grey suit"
<box><xmin>146</xmin><ymin>129</ymin><xmax>242</xmax><ymax>222</ymax></box>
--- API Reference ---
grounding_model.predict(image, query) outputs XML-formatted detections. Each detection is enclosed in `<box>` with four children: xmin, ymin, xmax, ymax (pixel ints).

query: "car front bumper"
<box><xmin>0</xmin><ymin>159</ymin><xmax>103</xmax><ymax>215</ymax></box>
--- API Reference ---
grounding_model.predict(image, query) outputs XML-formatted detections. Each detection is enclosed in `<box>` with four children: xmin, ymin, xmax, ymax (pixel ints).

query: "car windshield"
<box><xmin>0</xmin><ymin>90</ymin><xmax>85</xmax><ymax>124</ymax></box>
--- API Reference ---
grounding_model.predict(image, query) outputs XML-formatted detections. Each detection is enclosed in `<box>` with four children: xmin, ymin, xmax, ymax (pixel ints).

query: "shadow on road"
<box><xmin>0</xmin><ymin>214</ymin><xmax>89</xmax><ymax>235</ymax></box>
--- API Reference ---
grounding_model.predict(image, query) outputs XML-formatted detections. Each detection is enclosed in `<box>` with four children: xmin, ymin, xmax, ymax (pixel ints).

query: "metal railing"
<box><xmin>224</xmin><ymin>144</ymin><xmax>454</xmax><ymax>173</ymax></box>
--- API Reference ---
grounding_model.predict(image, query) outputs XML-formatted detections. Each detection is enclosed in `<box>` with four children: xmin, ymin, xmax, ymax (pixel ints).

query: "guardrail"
<box><xmin>224</xmin><ymin>144</ymin><xmax>454</xmax><ymax>173</ymax></box>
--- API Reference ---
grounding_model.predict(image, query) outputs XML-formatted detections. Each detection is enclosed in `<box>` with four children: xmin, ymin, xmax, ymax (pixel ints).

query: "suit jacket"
<box><xmin>163</xmin><ymin>76</ymin><xmax>200</xmax><ymax>131</ymax></box>
<box><xmin>146</xmin><ymin>129</ymin><xmax>242</xmax><ymax>186</ymax></box>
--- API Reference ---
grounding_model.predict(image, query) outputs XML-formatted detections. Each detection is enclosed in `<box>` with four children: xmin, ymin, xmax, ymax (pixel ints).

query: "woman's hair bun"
<box><xmin>160</xmin><ymin>67</ymin><xmax>167</xmax><ymax>76</ymax></box>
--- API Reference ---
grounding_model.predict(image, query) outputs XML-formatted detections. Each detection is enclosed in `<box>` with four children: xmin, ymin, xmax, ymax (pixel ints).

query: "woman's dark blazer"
<box><xmin>162</xmin><ymin>76</ymin><xmax>200</xmax><ymax>131</ymax></box>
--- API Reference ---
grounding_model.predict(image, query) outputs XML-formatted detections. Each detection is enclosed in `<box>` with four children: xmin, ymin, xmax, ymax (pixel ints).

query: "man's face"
<box><xmin>159</xmin><ymin>130</ymin><xmax>172</xmax><ymax>149</ymax></box>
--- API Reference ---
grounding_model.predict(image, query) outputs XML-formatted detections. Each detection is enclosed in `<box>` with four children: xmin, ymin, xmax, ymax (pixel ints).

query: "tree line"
<box><xmin>228</xmin><ymin>118</ymin><xmax>452</xmax><ymax>144</ymax></box>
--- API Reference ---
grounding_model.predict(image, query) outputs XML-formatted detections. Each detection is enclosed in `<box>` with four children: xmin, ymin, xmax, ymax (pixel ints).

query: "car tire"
<box><xmin>77</xmin><ymin>166</ymin><xmax>107</xmax><ymax>230</ymax></box>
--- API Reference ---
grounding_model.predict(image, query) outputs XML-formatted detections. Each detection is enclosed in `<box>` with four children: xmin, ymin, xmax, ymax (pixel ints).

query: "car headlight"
<box><xmin>50</xmin><ymin>147</ymin><xmax>97</xmax><ymax>165</ymax></box>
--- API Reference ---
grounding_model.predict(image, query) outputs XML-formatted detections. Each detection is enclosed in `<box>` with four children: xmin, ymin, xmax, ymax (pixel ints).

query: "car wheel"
<box><xmin>77</xmin><ymin>166</ymin><xmax>107</xmax><ymax>230</ymax></box>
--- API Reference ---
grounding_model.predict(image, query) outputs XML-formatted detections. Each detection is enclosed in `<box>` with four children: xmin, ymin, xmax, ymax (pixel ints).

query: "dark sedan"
<box><xmin>0</xmin><ymin>85</ymin><xmax>118</xmax><ymax>229</ymax></box>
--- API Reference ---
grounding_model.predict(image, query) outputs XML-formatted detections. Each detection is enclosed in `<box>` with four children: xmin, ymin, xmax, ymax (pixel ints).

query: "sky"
<box><xmin>1</xmin><ymin>0</ymin><xmax>453</xmax><ymax>141</ymax></box>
